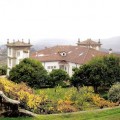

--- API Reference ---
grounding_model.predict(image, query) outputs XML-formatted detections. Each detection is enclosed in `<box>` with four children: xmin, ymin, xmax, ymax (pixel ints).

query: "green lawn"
<box><xmin>35</xmin><ymin>87</ymin><xmax>73</xmax><ymax>101</ymax></box>
<box><xmin>1</xmin><ymin>107</ymin><xmax>120</xmax><ymax>120</ymax></box>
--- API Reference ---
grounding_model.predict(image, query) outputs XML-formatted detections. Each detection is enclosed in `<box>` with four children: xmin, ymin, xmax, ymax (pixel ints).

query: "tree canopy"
<box><xmin>71</xmin><ymin>55</ymin><xmax>120</xmax><ymax>92</ymax></box>
<box><xmin>49</xmin><ymin>69</ymin><xmax>69</xmax><ymax>87</ymax></box>
<box><xmin>9</xmin><ymin>58</ymin><xmax>48</xmax><ymax>88</ymax></box>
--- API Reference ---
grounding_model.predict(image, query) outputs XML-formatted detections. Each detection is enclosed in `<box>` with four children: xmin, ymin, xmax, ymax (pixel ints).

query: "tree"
<box><xmin>49</xmin><ymin>69</ymin><xmax>69</xmax><ymax>87</ymax></box>
<box><xmin>71</xmin><ymin>65</ymin><xmax>90</xmax><ymax>91</ymax></box>
<box><xmin>87</xmin><ymin>60</ymin><xmax>107</xmax><ymax>92</ymax></box>
<box><xmin>0</xmin><ymin>66</ymin><xmax>7</xmax><ymax>75</ymax></box>
<box><xmin>9</xmin><ymin>58</ymin><xmax>48</xmax><ymax>88</ymax></box>
<box><xmin>71</xmin><ymin>55</ymin><xmax>120</xmax><ymax>93</ymax></box>
<box><xmin>103</xmin><ymin>55</ymin><xmax>120</xmax><ymax>86</ymax></box>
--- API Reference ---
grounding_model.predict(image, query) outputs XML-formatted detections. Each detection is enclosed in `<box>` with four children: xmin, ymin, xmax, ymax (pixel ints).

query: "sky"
<box><xmin>0</xmin><ymin>0</ymin><xmax>120</xmax><ymax>45</ymax></box>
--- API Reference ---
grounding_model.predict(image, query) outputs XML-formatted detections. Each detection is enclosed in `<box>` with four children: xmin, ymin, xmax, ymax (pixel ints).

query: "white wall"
<box><xmin>42</xmin><ymin>61</ymin><xmax>59</xmax><ymax>73</ymax></box>
<box><xmin>16</xmin><ymin>50</ymin><xmax>29</xmax><ymax>64</ymax></box>
<box><xmin>68</xmin><ymin>62</ymin><xmax>80</xmax><ymax>76</ymax></box>
<box><xmin>42</xmin><ymin>61</ymin><xmax>81</xmax><ymax>77</ymax></box>
<box><xmin>7</xmin><ymin>46</ymin><xmax>30</xmax><ymax>76</ymax></box>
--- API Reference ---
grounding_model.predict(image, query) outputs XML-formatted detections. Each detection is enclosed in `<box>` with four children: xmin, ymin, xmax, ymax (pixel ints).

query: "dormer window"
<box><xmin>59</xmin><ymin>52</ymin><xmax>67</xmax><ymax>56</ymax></box>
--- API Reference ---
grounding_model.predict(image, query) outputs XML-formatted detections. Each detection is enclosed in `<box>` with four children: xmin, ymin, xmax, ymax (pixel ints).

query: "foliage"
<box><xmin>108</xmin><ymin>82</ymin><xmax>120</xmax><ymax>103</ymax></box>
<box><xmin>92</xmin><ymin>94</ymin><xmax>117</xmax><ymax>109</ymax></box>
<box><xmin>9</xmin><ymin>58</ymin><xmax>48</xmax><ymax>88</ymax></box>
<box><xmin>0</xmin><ymin>78</ymin><xmax>118</xmax><ymax>115</ymax></box>
<box><xmin>0</xmin><ymin>78</ymin><xmax>48</xmax><ymax>112</ymax></box>
<box><xmin>57</xmin><ymin>99</ymin><xmax>77</xmax><ymax>113</ymax></box>
<box><xmin>103</xmin><ymin>55</ymin><xmax>120</xmax><ymax>86</ymax></box>
<box><xmin>71</xmin><ymin>65</ymin><xmax>89</xmax><ymax>91</ymax></box>
<box><xmin>71</xmin><ymin>55</ymin><xmax>120</xmax><ymax>92</ymax></box>
<box><xmin>0</xmin><ymin>65</ymin><xmax>7</xmax><ymax>75</ymax></box>
<box><xmin>49</xmin><ymin>69</ymin><xmax>69</xmax><ymax>87</ymax></box>
<box><xmin>64</xmin><ymin>87</ymin><xmax>94</xmax><ymax>110</ymax></box>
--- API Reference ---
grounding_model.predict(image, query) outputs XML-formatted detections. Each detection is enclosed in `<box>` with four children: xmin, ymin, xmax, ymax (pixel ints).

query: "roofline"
<box><xmin>6</xmin><ymin>44</ymin><xmax>32</xmax><ymax>47</ymax></box>
<box><xmin>79</xmin><ymin>43</ymin><xmax>102</xmax><ymax>45</ymax></box>
<box><xmin>35</xmin><ymin>59</ymin><xmax>84</xmax><ymax>65</ymax></box>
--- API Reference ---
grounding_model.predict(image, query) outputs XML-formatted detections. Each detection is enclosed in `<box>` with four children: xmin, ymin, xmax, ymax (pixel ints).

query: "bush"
<box><xmin>57</xmin><ymin>99</ymin><xmax>77</xmax><ymax>113</ymax></box>
<box><xmin>64</xmin><ymin>87</ymin><xmax>94</xmax><ymax>110</ymax></box>
<box><xmin>92</xmin><ymin>94</ymin><xmax>117</xmax><ymax>109</ymax></box>
<box><xmin>0</xmin><ymin>66</ymin><xmax>7</xmax><ymax>75</ymax></box>
<box><xmin>9</xmin><ymin>58</ymin><xmax>48</xmax><ymax>88</ymax></box>
<box><xmin>49</xmin><ymin>69</ymin><xmax>69</xmax><ymax>87</ymax></box>
<box><xmin>0</xmin><ymin>78</ymin><xmax>48</xmax><ymax>112</ymax></box>
<box><xmin>108</xmin><ymin>83</ymin><xmax>120</xmax><ymax>103</ymax></box>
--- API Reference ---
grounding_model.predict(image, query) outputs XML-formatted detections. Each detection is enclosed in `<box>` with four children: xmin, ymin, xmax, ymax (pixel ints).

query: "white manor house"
<box><xmin>6</xmin><ymin>38</ymin><xmax>118</xmax><ymax>77</ymax></box>
<box><xmin>31</xmin><ymin>39</ymin><xmax>113</xmax><ymax>76</ymax></box>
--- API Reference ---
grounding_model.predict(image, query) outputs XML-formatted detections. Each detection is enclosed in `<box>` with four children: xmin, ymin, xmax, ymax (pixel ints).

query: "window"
<box><xmin>60</xmin><ymin>65</ymin><xmax>64</xmax><ymax>69</ymax></box>
<box><xmin>47</xmin><ymin>66</ymin><xmax>50</xmax><ymax>69</ymax></box>
<box><xmin>17</xmin><ymin>51</ymin><xmax>20</xmax><ymax>57</ymax></box>
<box><xmin>47</xmin><ymin>66</ymin><xmax>56</xmax><ymax>69</ymax></box>
<box><xmin>64</xmin><ymin>66</ymin><xmax>66</xmax><ymax>70</ymax></box>
<box><xmin>59</xmin><ymin>52</ymin><xmax>67</xmax><ymax>56</ymax></box>
<box><xmin>9</xmin><ymin>48</ymin><xmax>11</xmax><ymax>55</ymax></box>
<box><xmin>9</xmin><ymin>59</ymin><xmax>11</xmax><ymax>66</ymax></box>
<box><xmin>51</xmin><ymin>66</ymin><xmax>53</xmax><ymax>69</ymax></box>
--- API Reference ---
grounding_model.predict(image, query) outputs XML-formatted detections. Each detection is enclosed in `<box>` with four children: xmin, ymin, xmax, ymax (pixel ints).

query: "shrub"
<box><xmin>0</xmin><ymin>78</ymin><xmax>48</xmax><ymax>112</ymax></box>
<box><xmin>57</xmin><ymin>99</ymin><xmax>77</xmax><ymax>113</ymax></box>
<box><xmin>92</xmin><ymin>94</ymin><xmax>117</xmax><ymax>109</ymax></box>
<box><xmin>9</xmin><ymin>58</ymin><xmax>48</xmax><ymax>88</ymax></box>
<box><xmin>64</xmin><ymin>87</ymin><xmax>94</xmax><ymax>110</ymax></box>
<box><xmin>108</xmin><ymin>82</ymin><xmax>120</xmax><ymax>103</ymax></box>
<box><xmin>0</xmin><ymin>66</ymin><xmax>7</xmax><ymax>75</ymax></box>
<box><xmin>49</xmin><ymin>69</ymin><xmax>69</xmax><ymax>87</ymax></box>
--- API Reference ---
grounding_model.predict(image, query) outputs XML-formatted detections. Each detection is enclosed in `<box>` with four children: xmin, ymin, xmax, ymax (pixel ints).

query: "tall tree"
<box><xmin>49</xmin><ymin>69</ymin><xmax>69</xmax><ymax>87</ymax></box>
<box><xmin>71</xmin><ymin>55</ymin><xmax>120</xmax><ymax>92</ymax></box>
<box><xmin>9</xmin><ymin>58</ymin><xmax>48</xmax><ymax>88</ymax></box>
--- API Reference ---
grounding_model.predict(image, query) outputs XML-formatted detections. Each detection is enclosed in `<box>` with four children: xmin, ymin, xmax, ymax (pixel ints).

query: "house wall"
<box><xmin>68</xmin><ymin>62</ymin><xmax>80</xmax><ymax>76</ymax></box>
<box><xmin>42</xmin><ymin>61</ymin><xmax>80</xmax><ymax>77</ymax></box>
<box><xmin>42</xmin><ymin>61</ymin><xmax>59</xmax><ymax>73</ymax></box>
<box><xmin>7</xmin><ymin>46</ymin><xmax>30</xmax><ymax>76</ymax></box>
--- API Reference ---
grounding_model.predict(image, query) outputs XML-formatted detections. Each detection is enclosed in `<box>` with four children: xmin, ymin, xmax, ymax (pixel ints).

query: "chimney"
<box><xmin>109</xmin><ymin>48</ymin><xmax>112</xmax><ymax>54</ymax></box>
<box><xmin>7</xmin><ymin>39</ymin><xmax>9</xmax><ymax>44</ymax></box>
<box><xmin>98</xmin><ymin>39</ymin><xmax>101</xmax><ymax>44</ymax></box>
<box><xmin>28</xmin><ymin>39</ymin><xmax>30</xmax><ymax>44</ymax></box>
<box><xmin>77</xmin><ymin>38</ymin><xmax>80</xmax><ymax>45</ymax></box>
<box><xmin>22</xmin><ymin>39</ymin><xmax>24</xmax><ymax>43</ymax></box>
<box><xmin>13</xmin><ymin>39</ymin><xmax>15</xmax><ymax>44</ymax></box>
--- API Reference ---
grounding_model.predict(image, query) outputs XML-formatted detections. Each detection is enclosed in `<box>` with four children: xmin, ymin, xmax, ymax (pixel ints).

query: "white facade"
<box><xmin>42</xmin><ymin>61</ymin><xmax>80</xmax><ymax>76</ymax></box>
<box><xmin>7</xmin><ymin>40</ymin><xmax>31</xmax><ymax>76</ymax></box>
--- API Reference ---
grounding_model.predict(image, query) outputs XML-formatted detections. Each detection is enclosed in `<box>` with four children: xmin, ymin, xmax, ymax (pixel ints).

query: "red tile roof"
<box><xmin>31</xmin><ymin>45</ymin><xmax>112</xmax><ymax>64</ymax></box>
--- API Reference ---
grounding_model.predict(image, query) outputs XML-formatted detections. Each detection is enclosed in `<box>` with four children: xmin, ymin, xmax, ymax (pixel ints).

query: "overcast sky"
<box><xmin>0</xmin><ymin>0</ymin><xmax>120</xmax><ymax>45</ymax></box>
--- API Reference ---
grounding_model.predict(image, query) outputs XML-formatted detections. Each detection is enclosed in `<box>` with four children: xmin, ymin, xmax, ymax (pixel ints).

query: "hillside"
<box><xmin>33</xmin><ymin>37</ymin><xmax>120</xmax><ymax>52</ymax></box>
<box><xmin>101</xmin><ymin>36</ymin><xmax>120</xmax><ymax>52</ymax></box>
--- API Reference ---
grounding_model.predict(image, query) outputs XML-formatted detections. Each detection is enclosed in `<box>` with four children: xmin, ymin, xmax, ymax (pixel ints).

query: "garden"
<box><xmin>0</xmin><ymin>55</ymin><xmax>120</xmax><ymax>119</ymax></box>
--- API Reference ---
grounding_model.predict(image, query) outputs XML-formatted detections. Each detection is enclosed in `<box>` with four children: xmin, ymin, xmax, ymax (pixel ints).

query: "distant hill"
<box><xmin>33</xmin><ymin>37</ymin><xmax>120</xmax><ymax>52</ymax></box>
<box><xmin>101</xmin><ymin>36</ymin><xmax>120</xmax><ymax>52</ymax></box>
<box><xmin>33</xmin><ymin>39</ymin><xmax>74</xmax><ymax>50</ymax></box>
<box><xmin>0</xmin><ymin>45</ymin><xmax>7</xmax><ymax>66</ymax></box>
